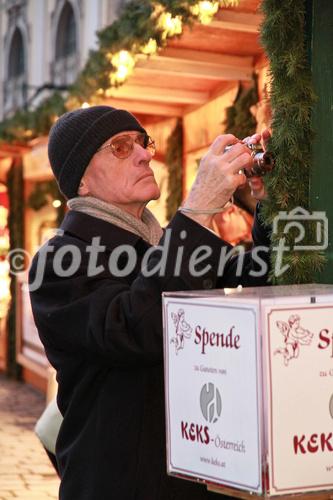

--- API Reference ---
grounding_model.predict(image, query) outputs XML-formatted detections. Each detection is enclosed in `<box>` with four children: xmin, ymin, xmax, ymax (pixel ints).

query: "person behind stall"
<box><xmin>29</xmin><ymin>106</ymin><xmax>270</xmax><ymax>500</ymax></box>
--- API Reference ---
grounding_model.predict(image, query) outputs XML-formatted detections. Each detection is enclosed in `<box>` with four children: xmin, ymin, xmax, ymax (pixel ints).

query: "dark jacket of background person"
<box><xmin>29</xmin><ymin>206</ymin><xmax>270</xmax><ymax>500</ymax></box>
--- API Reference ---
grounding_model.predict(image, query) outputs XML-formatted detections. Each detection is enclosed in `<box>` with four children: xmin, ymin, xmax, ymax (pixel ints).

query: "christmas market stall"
<box><xmin>0</xmin><ymin>0</ymin><xmax>332</xmax><ymax>415</ymax></box>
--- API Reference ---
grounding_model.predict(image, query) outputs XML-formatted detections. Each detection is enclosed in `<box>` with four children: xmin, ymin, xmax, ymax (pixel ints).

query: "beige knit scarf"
<box><xmin>67</xmin><ymin>196</ymin><xmax>163</xmax><ymax>245</ymax></box>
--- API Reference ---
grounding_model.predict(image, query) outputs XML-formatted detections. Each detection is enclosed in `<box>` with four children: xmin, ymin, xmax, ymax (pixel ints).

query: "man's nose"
<box><xmin>134</xmin><ymin>142</ymin><xmax>152</xmax><ymax>162</ymax></box>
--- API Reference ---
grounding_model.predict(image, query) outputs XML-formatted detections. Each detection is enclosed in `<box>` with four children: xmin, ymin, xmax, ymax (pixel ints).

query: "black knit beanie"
<box><xmin>48</xmin><ymin>105</ymin><xmax>146</xmax><ymax>199</ymax></box>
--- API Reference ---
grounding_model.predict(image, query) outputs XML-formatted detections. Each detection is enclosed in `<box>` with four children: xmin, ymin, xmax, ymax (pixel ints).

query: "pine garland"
<box><xmin>0</xmin><ymin>92</ymin><xmax>66</xmax><ymax>143</ymax></box>
<box><xmin>223</xmin><ymin>79</ymin><xmax>258</xmax><ymax>139</ymax></box>
<box><xmin>165</xmin><ymin>119</ymin><xmax>183</xmax><ymax>221</ymax></box>
<box><xmin>260</xmin><ymin>0</ymin><xmax>325</xmax><ymax>284</ymax></box>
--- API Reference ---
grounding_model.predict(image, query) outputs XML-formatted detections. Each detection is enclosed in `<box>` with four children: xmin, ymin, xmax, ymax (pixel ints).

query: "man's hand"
<box><xmin>242</xmin><ymin>129</ymin><xmax>271</xmax><ymax>201</ymax></box>
<box><xmin>182</xmin><ymin>134</ymin><xmax>254</xmax><ymax>227</ymax></box>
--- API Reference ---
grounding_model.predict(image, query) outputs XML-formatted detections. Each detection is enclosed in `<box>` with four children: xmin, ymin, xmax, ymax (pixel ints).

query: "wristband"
<box><xmin>178</xmin><ymin>198</ymin><xmax>233</xmax><ymax>215</ymax></box>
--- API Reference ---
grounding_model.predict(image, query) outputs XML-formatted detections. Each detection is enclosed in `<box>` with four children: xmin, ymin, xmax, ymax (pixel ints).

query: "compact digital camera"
<box><xmin>224</xmin><ymin>143</ymin><xmax>274</xmax><ymax>178</ymax></box>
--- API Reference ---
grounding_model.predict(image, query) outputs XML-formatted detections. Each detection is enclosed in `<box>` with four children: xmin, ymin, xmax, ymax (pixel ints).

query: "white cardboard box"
<box><xmin>162</xmin><ymin>284</ymin><xmax>333</xmax><ymax>497</ymax></box>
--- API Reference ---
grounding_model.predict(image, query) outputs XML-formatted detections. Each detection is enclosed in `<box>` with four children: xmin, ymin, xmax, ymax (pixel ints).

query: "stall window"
<box><xmin>53</xmin><ymin>1</ymin><xmax>78</xmax><ymax>85</ymax></box>
<box><xmin>4</xmin><ymin>27</ymin><xmax>26</xmax><ymax>114</ymax></box>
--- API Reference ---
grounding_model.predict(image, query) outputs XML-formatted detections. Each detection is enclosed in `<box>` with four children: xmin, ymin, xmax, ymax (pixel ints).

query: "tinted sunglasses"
<box><xmin>97</xmin><ymin>133</ymin><xmax>156</xmax><ymax>159</ymax></box>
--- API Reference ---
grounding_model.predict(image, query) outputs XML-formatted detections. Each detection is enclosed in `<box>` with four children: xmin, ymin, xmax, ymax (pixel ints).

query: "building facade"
<box><xmin>0</xmin><ymin>0</ymin><xmax>123</xmax><ymax>119</ymax></box>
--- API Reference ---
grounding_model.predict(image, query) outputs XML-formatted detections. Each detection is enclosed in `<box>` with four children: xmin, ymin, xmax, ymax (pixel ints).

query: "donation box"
<box><xmin>162</xmin><ymin>284</ymin><xmax>333</xmax><ymax>498</ymax></box>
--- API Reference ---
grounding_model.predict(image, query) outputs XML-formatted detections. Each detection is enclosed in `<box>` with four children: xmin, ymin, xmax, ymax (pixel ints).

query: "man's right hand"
<box><xmin>182</xmin><ymin>134</ymin><xmax>254</xmax><ymax>228</ymax></box>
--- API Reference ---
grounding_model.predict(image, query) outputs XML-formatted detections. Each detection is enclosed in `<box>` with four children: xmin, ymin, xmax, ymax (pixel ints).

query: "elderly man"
<box><xmin>29</xmin><ymin>106</ymin><xmax>270</xmax><ymax>500</ymax></box>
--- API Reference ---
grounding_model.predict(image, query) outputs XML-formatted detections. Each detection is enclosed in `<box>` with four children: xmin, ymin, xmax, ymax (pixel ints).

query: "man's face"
<box><xmin>80</xmin><ymin>130</ymin><xmax>160</xmax><ymax>216</ymax></box>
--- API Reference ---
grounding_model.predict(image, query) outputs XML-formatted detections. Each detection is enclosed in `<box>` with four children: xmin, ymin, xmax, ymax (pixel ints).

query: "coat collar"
<box><xmin>60</xmin><ymin>210</ymin><xmax>150</xmax><ymax>253</ymax></box>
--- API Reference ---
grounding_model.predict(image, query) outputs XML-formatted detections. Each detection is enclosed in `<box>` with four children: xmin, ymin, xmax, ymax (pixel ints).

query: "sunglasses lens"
<box><xmin>136</xmin><ymin>133</ymin><xmax>147</xmax><ymax>148</ymax></box>
<box><xmin>109</xmin><ymin>133</ymin><xmax>155</xmax><ymax>158</ymax></box>
<box><xmin>146</xmin><ymin>141</ymin><xmax>155</xmax><ymax>155</ymax></box>
<box><xmin>136</xmin><ymin>134</ymin><xmax>155</xmax><ymax>155</ymax></box>
<box><xmin>111</xmin><ymin>137</ymin><xmax>133</xmax><ymax>158</ymax></box>
<box><xmin>144</xmin><ymin>135</ymin><xmax>155</xmax><ymax>156</ymax></box>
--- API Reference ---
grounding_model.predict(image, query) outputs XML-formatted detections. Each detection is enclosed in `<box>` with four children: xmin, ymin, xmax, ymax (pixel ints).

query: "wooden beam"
<box><xmin>160</xmin><ymin>48</ymin><xmax>253</xmax><ymax>68</ymax></box>
<box><xmin>106</xmin><ymin>84</ymin><xmax>209</xmax><ymax>105</ymax></box>
<box><xmin>103</xmin><ymin>98</ymin><xmax>183</xmax><ymax>117</ymax></box>
<box><xmin>210</xmin><ymin>11</ymin><xmax>263</xmax><ymax>33</ymax></box>
<box><xmin>135</xmin><ymin>52</ymin><xmax>253</xmax><ymax>81</ymax></box>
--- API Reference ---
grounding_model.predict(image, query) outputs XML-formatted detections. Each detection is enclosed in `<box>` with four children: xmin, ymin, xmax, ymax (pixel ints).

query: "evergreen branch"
<box><xmin>260</xmin><ymin>0</ymin><xmax>325</xmax><ymax>283</ymax></box>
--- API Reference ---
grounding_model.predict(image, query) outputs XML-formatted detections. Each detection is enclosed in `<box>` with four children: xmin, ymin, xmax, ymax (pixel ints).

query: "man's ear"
<box><xmin>78</xmin><ymin>178</ymin><xmax>89</xmax><ymax>196</ymax></box>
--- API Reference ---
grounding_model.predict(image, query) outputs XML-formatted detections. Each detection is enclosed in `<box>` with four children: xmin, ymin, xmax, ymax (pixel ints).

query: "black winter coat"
<box><xmin>29</xmin><ymin>208</ymin><xmax>270</xmax><ymax>500</ymax></box>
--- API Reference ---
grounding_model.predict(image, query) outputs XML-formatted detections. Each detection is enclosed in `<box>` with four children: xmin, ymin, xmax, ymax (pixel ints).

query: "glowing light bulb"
<box><xmin>157</xmin><ymin>12</ymin><xmax>183</xmax><ymax>39</ymax></box>
<box><xmin>109</xmin><ymin>50</ymin><xmax>136</xmax><ymax>84</ymax></box>
<box><xmin>141</xmin><ymin>38</ymin><xmax>158</xmax><ymax>55</ymax></box>
<box><xmin>191</xmin><ymin>1</ymin><xmax>219</xmax><ymax>24</ymax></box>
